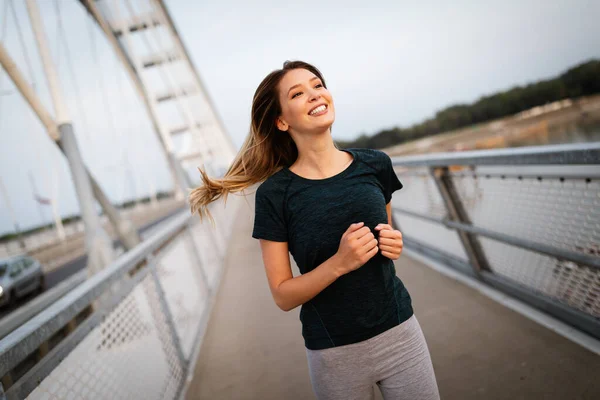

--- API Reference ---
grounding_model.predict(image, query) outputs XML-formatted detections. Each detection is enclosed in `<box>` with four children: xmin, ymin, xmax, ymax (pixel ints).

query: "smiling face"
<box><xmin>276</xmin><ymin>68</ymin><xmax>335</xmax><ymax>135</ymax></box>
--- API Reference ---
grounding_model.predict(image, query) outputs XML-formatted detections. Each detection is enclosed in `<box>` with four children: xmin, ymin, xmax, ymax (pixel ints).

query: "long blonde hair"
<box><xmin>189</xmin><ymin>60</ymin><xmax>329</xmax><ymax>225</ymax></box>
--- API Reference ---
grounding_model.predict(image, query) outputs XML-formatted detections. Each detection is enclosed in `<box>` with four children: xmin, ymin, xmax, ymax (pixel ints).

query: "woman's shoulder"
<box><xmin>347</xmin><ymin>147</ymin><xmax>390</xmax><ymax>169</ymax></box>
<box><xmin>256</xmin><ymin>168</ymin><xmax>292</xmax><ymax>196</ymax></box>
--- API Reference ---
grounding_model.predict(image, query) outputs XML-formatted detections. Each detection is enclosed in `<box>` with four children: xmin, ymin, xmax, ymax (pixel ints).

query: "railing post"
<box><xmin>145</xmin><ymin>255</ymin><xmax>188</xmax><ymax>377</ymax></box>
<box><xmin>0</xmin><ymin>379</ymin><xmax>7</xmax><ymax>400</ymax></box>
<box><xmin>185</xmin><ymin>222</ymin><xmax>213</xmax><ymax>296</ymax></box>
<box><xmin>430</xmin><ymin>167</ymin><xmax>491</xmax><ymax>277</ymax></box>
<box><xmin>209</xmin><ymin>204</ymin><xmax>226</xmax><ymax>262</ymax></box>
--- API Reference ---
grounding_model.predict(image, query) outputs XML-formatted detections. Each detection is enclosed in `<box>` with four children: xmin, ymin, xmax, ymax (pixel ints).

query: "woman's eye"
<box><xmin>291</xmin><ymin>84</ymin><xmax>322</xmax><ymax>99</ymax></box>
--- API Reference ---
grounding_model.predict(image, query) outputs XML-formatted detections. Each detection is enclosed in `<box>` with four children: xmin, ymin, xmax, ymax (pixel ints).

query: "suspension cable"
<box><xmin>87</xmin><ymin>9</ymin><xmax>120</xmax><ymax>153</ymax></box>
<box><xmin>122</xmin><ymin>0</ymin><xmax>190</xmax><ymax>130</ymax></box>
<box><xmin>143</xmin><ymin>0</ymin><xmax>213</xmax><ymax>157</ymax></box>
<box><xmin>55</xmin><ymin>0</ymin><xmax>92</xmax><ymax>142</ymax></box>
<box><xmin>8</xmin><ymin>0</ymin><xmax>37</xmax><ymax>90</ymax></box>
<box><xmin>0</xmin><ymin>0</ymin><xmax>8</xmax><ymax>124</ymax></box>
<box><xmin>114</xmin><ymin>50</ymin><xmax>134</xmax><ymax>203</ymax></box>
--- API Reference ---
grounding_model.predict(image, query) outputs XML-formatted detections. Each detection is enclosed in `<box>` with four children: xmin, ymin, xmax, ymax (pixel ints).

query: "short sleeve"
<box><xmin>378</xmin><ymin>151</ymin><xmax>403</xmax><ymax>204</ymax></box>
<box><xmin>252</xmin><ymin>182</ymin><xmax>288</xmax><ymax>242</ymax></box>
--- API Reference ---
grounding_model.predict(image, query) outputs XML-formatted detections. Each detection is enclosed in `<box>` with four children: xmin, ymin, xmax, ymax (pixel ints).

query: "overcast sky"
<box><xmin>0</xmin><ymin>0</ymin><xmax>599</xmax><ymax>235</ymax></box>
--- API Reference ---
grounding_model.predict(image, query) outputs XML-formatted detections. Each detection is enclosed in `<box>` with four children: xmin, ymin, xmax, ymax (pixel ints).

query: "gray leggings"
<box><xmin>305</xmin><ymin>314</ymin><xmax>440</xmax><ymax>400</ymax></box>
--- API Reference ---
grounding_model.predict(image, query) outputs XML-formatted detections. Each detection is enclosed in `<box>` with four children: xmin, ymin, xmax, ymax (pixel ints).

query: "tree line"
<box><xmin>336</xmin><ymin>59</ymin><xmax>600</xmax><ymax>149</ymax></box>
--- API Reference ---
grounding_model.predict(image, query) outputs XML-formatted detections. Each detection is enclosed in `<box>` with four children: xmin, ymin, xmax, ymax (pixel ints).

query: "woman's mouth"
<box><xmin>308</xmin><ymin>104</ymin><xmax>328</xmax><ymax>116</ymax></box>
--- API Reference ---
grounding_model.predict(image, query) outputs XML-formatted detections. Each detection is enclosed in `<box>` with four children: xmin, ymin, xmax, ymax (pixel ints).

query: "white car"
<box><xmin>0</xmin><ymin>254</ymin><xmax>46</xmax><ymax>308</ymax></box>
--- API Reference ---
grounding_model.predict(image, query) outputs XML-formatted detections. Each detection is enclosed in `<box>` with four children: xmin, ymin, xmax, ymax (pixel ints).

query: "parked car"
<box><xmin>0</xmin><ymin>254</ymin><xmax>46</xmax><ymax>307</ymax></box>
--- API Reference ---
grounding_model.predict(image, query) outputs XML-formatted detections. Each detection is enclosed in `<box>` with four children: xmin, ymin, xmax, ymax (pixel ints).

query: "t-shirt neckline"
<box><xmin>283</xmin><ymin>149</ymin><xmax>358</xmax><ymax>185</ymax></box>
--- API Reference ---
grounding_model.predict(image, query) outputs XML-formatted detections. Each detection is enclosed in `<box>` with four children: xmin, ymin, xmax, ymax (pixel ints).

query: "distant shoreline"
<box><xmin>384</xmin><ymin>94</ymin><xmax>600</xmax><ymax>156</ymax></box>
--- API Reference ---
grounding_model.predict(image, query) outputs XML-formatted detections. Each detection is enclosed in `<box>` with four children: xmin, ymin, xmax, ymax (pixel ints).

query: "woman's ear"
<box><xmin>276</xmin><ymin>118</ymin><xmax>288</xmax><ymax>132</ymax></box>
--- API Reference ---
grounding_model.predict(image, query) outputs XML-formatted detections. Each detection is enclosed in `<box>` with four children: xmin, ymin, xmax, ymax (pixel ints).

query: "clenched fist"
<box><xmin>334</xmin><ymin>222</ymin><xmax>379</xmax><ymax>276</ymax></box>
<box><xmin>374</xmin><ymin>224</ymin><xmax>403</xmax><ymax>260</ymax></box>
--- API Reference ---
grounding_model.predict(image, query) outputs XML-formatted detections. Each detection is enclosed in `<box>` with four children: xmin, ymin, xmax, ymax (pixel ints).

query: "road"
<box><xmin>0</xmin><ymin>207</ymin><xmax>187</xmax><ymax>320</ymax></box>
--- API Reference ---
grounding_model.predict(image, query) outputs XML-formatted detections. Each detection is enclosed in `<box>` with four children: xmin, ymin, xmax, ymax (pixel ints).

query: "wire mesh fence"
<box><xmin>391</xmin><ymin>143</ymin><xmax>600</xmax><ymax>338</ymax></box>
<box><xmin>0</xmin><ymin>194</ymin><xmax>242</xmax><ymax>400</ymax></box>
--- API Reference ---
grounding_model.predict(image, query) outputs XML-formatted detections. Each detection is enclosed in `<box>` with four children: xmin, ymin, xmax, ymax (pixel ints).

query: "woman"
<box><xmin>189</xmin><ymin>60</ymin><xmax>440</xmax><ymax>400</ymax></box>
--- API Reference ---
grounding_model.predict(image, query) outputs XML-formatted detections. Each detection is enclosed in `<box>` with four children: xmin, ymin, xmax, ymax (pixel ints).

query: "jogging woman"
<box><xmin>189</xmin><ymin>60</ymin><xmax>440</xmax><ymax>400</ymax></box>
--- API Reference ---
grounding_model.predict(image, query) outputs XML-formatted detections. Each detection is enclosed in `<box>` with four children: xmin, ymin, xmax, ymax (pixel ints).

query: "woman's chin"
<box><xmin>310</xmin><ymin>115</ymin><xmax>335</xmax><ymax>131</ymax></box>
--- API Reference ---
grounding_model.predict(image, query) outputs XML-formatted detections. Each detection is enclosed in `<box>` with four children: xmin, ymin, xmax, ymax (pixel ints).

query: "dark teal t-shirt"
<box><xmin>252</xmin><ymin>147</ymin><xmax>413</xmax><ymax>350</ymax></box>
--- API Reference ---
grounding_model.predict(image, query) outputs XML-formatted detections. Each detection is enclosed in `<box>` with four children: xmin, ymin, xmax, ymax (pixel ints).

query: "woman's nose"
<box><xmin>308</xmin><ymin>90</ymin><xmax>320</xmax><ymax>101</ymax></box>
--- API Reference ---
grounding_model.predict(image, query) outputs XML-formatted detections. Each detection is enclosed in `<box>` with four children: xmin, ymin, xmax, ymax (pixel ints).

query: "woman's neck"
<box><xmin>289</xmin><ymin>140</ymin><xmax>351</xmax><ymax>180</ymax></box>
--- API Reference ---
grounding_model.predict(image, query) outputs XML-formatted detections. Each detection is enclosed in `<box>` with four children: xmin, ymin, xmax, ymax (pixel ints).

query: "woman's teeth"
<box><xmin>309</xmin><ymin>105</ymin><xmax>327</xmax><ymax>115</ymax></box>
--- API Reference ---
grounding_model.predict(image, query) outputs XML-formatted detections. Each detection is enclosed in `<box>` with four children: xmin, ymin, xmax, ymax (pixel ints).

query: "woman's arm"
<box><xmin>259</xmin><ymin>240</ymin><xmax>343</xmax><ymax>312</ymax></box>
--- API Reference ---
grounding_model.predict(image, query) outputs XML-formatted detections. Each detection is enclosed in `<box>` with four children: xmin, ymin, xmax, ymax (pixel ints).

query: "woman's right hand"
<box><xmin>333</xmin><ymin>222</ymin><xmax>379</xmax><ymax>276</ymax></box>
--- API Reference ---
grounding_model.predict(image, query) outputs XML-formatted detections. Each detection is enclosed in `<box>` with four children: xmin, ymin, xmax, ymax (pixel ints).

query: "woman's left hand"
<box><xmin>374</xmin><ymin>224</ymin><xmax>403</xmax><ymax>260</ymax></box>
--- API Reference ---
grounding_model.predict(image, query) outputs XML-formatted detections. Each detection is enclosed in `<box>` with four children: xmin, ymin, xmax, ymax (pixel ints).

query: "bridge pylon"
<box><xmin>81</xmin><ymin>0</ymin><xmax>238</xmax><ymax>198</ymax></box>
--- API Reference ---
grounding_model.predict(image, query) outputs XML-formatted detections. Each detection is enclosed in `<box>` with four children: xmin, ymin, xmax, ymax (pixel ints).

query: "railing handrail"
<box><xmin>0</xmin><ymin>209</ymin><xmax>192</xmax><ymax>377</ymax></box>
<box><xmin>394</xmin><ymin>207</ymin><xmax>600</xmax><ymax>270</ymax></box>
<box><xmin>389</xmin><ymin>142</ymin><xmax>600</xmax><ymax>166</ymax></box>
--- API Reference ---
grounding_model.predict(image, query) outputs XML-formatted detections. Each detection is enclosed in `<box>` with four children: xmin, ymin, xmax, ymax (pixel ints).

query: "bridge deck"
<box><xmin>185</xmin><ymin>196</ymin><xmax>600</xmax><ymax>400</ymax></box>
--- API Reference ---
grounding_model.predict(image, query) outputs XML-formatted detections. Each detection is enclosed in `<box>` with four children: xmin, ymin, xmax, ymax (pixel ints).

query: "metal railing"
<box><xmin>0</xmin><ymin>196</ymin><xmax>238</xmax><ymax>400</ymax></box>
<box><xmin>390</xmin><ymin>142</ymin><xmax>600</xmax><ymax>340</ymax></box>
